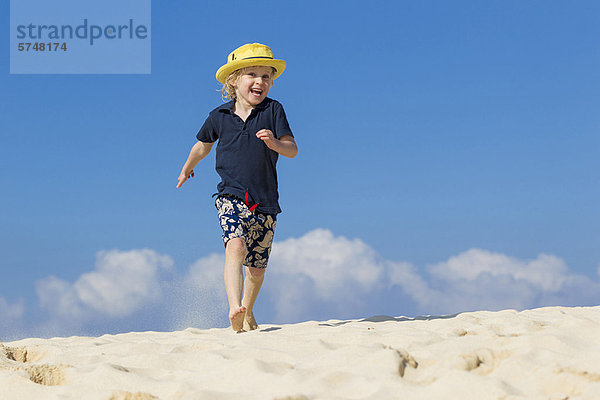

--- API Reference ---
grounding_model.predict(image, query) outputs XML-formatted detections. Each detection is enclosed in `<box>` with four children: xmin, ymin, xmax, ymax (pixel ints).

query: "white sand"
<box><xmin>1</xmin><ymin>306</ymin><xmax>599</xmax><ymax>400</ymax></box>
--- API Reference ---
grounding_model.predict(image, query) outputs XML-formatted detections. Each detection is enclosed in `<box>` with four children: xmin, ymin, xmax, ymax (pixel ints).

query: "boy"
<box><xmin>177</xmin><ymin>43</ymin><xmax>297</xmax><ymax>333</ymax></box>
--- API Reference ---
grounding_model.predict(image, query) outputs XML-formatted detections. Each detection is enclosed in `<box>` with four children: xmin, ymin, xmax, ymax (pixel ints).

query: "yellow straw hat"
<box><xmin>215</xmin><ymin>43</ymin><xmax>286</xmax><ymax>84</ymax></box>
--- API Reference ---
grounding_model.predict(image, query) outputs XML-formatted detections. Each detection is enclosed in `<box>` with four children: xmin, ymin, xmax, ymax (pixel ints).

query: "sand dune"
<box><xmin>1</xmin><ymin>306</ymin><xmax>599</xmax><ymax>399</ymax></box>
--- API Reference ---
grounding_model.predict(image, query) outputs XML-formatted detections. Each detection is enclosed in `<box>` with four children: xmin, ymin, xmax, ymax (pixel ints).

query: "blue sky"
<box><xmin>1</xmin><ymin>1</ymin><xmax>599</xmax><ymax>340</ymax></box>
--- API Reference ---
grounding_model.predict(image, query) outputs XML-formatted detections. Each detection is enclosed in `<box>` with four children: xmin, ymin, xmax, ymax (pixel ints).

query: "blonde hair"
<box><xmin>220</xmin><ymin>66</ymin><xmax>277</xmax><ymax>102</ymax></box>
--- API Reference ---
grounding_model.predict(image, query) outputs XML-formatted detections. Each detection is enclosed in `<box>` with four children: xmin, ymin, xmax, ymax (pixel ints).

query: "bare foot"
<box><xmin>229</xmin><ymin>306</ymin><xmax>247</xmax><ymax>333</ymax></box>
<box><xmin>243</xmin><ymin>311</ymin><xmax>259</xmax><ymax>331</ymax></box>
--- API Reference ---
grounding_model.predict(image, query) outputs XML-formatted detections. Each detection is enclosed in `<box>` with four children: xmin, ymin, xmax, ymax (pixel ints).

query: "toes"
<box><xmin>229</xmin><ymin>307</ymin><xmax>247</xmax><ymax>332</ymax></box>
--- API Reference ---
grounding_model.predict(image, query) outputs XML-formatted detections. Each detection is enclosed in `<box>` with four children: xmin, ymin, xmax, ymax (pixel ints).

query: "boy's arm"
<box><xmin>256</xmin><ymin>130</ymin><xmax>298</xmax><ymax>158</ymax></box>
<box><xmin>177</xmin><ymin>141</ymin><xmax>214</xmax><ymax>188</ymax></box>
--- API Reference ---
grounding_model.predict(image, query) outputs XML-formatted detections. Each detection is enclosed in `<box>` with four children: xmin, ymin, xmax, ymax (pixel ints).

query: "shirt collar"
<box><xmin>217</xmin><ymin>97</ymin><xmax>271</xmax><ymax>113</ymax></box>
<box><xmin>254</xmin><ymin>97</ymin><xmax>271</xmax><ymax>110</ymax></box>
<box><xmin>217</xmin><ymin>100</ymin><xmax>235</xmax><ymax>113</ymax></box>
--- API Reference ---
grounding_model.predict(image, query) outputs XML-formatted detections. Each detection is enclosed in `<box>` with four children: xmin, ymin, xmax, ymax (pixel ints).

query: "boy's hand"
<box><xmin>176</xmin><ymin>169</ymin><xmax>194</xmax><ymax>188</ymax></box>
<box><xmin>257</xmin><ymin>129</ymin><xmax>298</xmax><ymax>158</ymax></box>
<box><xmin>256</xmin><ymin>129</ymin><xmax>276</xmax><ymax>148</ymax></box>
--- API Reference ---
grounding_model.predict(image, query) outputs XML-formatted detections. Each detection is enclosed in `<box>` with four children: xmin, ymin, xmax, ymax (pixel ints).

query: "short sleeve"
<box><xmin>196</xmin><ymin>114</ymin><xmax>218</xmax><ymax>143</ymax></box>
<box><xmin>273</xmin><ymin>102</ymin><xmax>293</xmax><ymax>139</ymax></box>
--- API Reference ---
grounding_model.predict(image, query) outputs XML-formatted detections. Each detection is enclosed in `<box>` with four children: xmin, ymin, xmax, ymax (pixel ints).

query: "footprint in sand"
<box><xmin>109</xmin><ymin>391</ymin><xmax>158</xmax><ymax>400</ymax></box>
<box><xmin>22</xmin><ymin>364</ymin><xmax>67</xmax><ymax>386</ymax></box>
<box><xmin>382</xmin><ymin>345</ymin><xmax>418</xmax><ymax>377</ymax></box>
<box><xmin>460</xmin><ymin>348</ymin><xmax>495</xmax><ymax>374</ymax></box>
<box><xmin>4</xmin><ymin>346</ymin><xmax>29</xmax><ymax>363</ymax></box>
<box><xmin>1</xmin><ymin>344</ymin><xmax>68</xmax><ymax>386</ymax></box>
<box><xmin>556</xmin><ymin>367</ymin><xmax>600</xmax><ymax>383</ymax></box>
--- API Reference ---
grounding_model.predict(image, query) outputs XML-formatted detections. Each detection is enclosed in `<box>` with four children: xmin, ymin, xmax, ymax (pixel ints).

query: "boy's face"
<box><xmin>232</xmin><ymin>66</ymin><xmax>273</xmax><ymax>107</ymax></box>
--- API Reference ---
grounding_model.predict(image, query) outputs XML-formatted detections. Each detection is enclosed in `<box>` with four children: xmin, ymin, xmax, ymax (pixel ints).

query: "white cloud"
<box><xmin>386</xmin><ymin>261</ymin><xmax>433</xmax><ymax>304</ymax></box>
<box><xmin>27</xmin><ymin>249</ymin><xmax>227</xmax><ymax>337</ymax></box>
<box><xmin>266</xmin><ymin>230</ymin><xmax>600</xmax><ymax>321</ymax></box>
<box><xmin>7</xmin><ymin>229</ymin><xmax>599</xmax><ymax>338</ymax></box>
<box><xmin>36</xmin><ymin>249</ymin><xmax>174</xmax><ymax>319</ymax></box>
<box><xmin>267</xmin><ymin>229</ymin><xmax>386</xmax><ymax>321</ymax></box>
<box><xmin>270</xmin><ymin>229</ymin><xmax>383</xmax><ymax>296</ymax></box>
<box><xmin>36</xmin><ymin>276</ymin><xmax>82</xmax><ymax>317</ymax></box>
<box><xmin>404</xmin><ymin>248</ymin><xmax>600</xmax><ymax>314</ymax></box>
<box><xmin>425</xmin><ymin>249</ymin><xmax>569</xmax><ymax>291</ymax></box>
<box><xmin>0</xmin><ymin>296</ymin><xmax>25</xmax><ymax>321</ymax></box>
<box><xmin>186</xmin><ymin>253</ymin><xmax>226</xmax><ymax>294</ymax></box>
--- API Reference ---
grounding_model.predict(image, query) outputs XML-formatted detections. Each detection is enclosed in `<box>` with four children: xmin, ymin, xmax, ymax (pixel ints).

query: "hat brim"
<box><xmin>216</xmin><ymin>58</ymin><xmax>286</xmax><ymax>84</ymax></box>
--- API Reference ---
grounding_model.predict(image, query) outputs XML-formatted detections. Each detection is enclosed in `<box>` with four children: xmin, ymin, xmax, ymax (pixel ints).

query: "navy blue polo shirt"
<box><xmin>196</xmin><ymin>97</ymin><xmax>293</xmax><ymax>215</ymax></box>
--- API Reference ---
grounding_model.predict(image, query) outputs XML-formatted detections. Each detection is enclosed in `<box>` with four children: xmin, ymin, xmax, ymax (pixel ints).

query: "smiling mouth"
<box><xmin>250</xmin><ymin>88</ymin><xmax>263</xmax><ymax>96</ymax></box>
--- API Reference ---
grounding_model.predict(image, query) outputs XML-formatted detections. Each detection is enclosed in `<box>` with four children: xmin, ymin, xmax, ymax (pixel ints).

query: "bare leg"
<box><xmin>242</xmin><ymin>266</ymin><xmax>265</xmax><ymax>331</ymax></box>
<box><xmin>224</xmin><ymin>238</ymin><xmax>247</xmax><ymax>332</ymax></box>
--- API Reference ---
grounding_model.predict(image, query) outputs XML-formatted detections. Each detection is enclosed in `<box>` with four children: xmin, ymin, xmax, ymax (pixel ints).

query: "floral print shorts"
<box><xmin>215</xmin><ymin>195</ymin><xmax>277</xmax><ymax>269</ymax></box>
